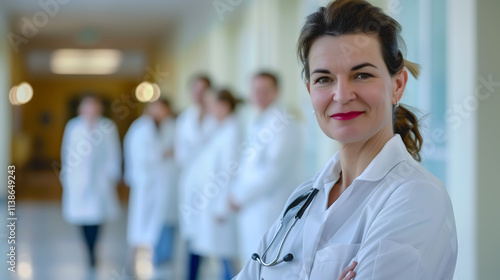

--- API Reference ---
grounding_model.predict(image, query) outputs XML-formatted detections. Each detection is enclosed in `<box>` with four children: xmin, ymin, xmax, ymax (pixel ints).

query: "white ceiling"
<box><xmin>2</xmin><ymin>0</ymin><xmax>228</xmax><ymax>76</ymax></box>
<box><xmin>5</xmin><ymin>0</ymin><xmax>215</xmax><ymax>36</ymax></box>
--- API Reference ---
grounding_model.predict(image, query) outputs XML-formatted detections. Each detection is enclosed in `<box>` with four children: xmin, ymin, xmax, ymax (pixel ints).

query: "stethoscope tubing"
<box><xmin>252</xmin><ymin>188</ymin><xmax>320</xmax><ymax>268</ymax></box>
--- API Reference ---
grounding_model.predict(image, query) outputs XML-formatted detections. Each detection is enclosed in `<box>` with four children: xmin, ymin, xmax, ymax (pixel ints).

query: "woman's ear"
<box><xmin>306</xmin><ymin>82</ymin><xmax>311</xmax><ymax>96</ymax></box>
<box><xmin>393</xmin><ymin>67</ymin><xmax>408</xmax><ymax>104</ymax></box>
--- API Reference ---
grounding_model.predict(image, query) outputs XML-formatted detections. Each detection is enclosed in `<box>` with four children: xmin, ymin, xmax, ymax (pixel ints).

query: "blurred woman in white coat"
<box><xmin>124</xmin><ymin>99</ymin><xmax>178</xmax><ymax>272</ymax></box>
<box><xmin>60</xmin><ymin>93</ymin><xmax>122</xmax><ymax>268</ymax></box>
<box><xmin>234</xmin><ymin>1</ymin><xmax>457</xmax><ymax>279</ymax></box>
<box><xmin>182</xmin><ymin>89</ymin><xmax>242</xmax><ymax>280</ymax></box>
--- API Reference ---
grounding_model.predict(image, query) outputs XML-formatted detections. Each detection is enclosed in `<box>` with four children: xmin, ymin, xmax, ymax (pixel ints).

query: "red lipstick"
<box><xmin>330</xmin><ymin>111</ymin><xmax>364</xmax><ymax>120</ymax></box>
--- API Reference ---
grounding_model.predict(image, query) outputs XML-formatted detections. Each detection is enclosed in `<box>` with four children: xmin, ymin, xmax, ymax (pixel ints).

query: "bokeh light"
<box><xmin>135</xmin><ymin>81</ymin><xmax>154</xmax><ymax>103</ymax></box>
<box><xmin>135</xmin><ymin>81</ymin><xmax>161</xmax><ymax>103</ymax></box>
<box><xmin>9</xmin><ymin>82</ymin><xmax>34</xmax><ymax>105</ymax></box>
<box><xmin>150</xmin><ymin>83</ymin><xmax>161</xmax><ymax>102</ymax></box>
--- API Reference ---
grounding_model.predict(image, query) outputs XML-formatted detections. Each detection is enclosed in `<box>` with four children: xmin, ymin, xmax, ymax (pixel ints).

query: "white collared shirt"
<box><xmin>234</xmin><ymin>134</ymin><xmax>457</xmax><ymax>280</ymax></box>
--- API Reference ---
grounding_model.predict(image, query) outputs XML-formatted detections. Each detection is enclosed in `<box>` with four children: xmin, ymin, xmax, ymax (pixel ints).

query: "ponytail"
<box><xmin>392</xmin><ymin>59</ymin><xmax>422</xmax><ymax>161</ymax></box>
<box><xmin>404</xmin><ymin>59</ymin><xmax>420</xmax><ymax>79</ymax></box>
<box><xmin>393</xmin><ymin>104</ymin><xmax>423</xmax><ymax>161</ymax></box>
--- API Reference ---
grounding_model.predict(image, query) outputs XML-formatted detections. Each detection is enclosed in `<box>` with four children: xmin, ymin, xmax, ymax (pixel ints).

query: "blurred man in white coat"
<box><xmin>175</xmin><ymin>75</ymin><xmax>216</xmax><ymax>169</ymax></box>
<box><xmin>175</xmin><ymin>75</ymin><xmax>216</xmax><ymax>280</ymax></box>
<box><xmin>60</xmin><ymin>93</ymin><xmax>122</xmax><ymax>268</ymax></box>
<box><xmin>229</xmin><ymin>72</ymin><xmax>304</xmax><ymax>265</ymax></box>
<box><xmin>124</xmin><ymin>98</ymin><xmax>177</xmax><ymax>276</ymax></box>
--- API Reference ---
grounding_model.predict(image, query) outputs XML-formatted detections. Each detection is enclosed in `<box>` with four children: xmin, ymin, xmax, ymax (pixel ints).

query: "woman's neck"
<box><xmin>338</xmin><ymin>127</ymin><xmax>394</xmax><ymax>190</ymax></box>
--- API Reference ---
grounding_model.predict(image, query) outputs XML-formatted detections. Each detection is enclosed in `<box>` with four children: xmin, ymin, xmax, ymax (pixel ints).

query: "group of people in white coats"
<box><xmin>59</xmin><ymin>72</ymin><xmax>305</xmax><ymax>279</ymax></box>
<box><xmin>60</xmin><ymin>1</ymin><xmax>460</xmax><ymax>279</ymax></box>
<box><xmin>176</xmin><ymin>73</ymin><xmax>304</xmax><ymax>280</ymax></box>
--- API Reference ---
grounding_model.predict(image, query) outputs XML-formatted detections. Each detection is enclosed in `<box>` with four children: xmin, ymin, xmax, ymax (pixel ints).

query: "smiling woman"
<box><xmin>234</xmin><ymin>0</ymin><xmax>457</xmax><ymax>279</ymax></box>
<box><xmin>298</xmin><ymin>6</ymin><xmax>423</xmax><ymax>161</ymax></box>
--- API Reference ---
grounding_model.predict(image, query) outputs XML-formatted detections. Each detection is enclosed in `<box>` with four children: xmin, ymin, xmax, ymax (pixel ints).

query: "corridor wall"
<box><xmin>0</xmin><ymin>3</ymin><xmax>12</xmax><ymax>200</ymax></box>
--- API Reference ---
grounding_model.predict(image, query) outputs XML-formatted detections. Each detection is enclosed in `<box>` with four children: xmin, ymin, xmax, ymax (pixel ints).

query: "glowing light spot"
<box><xmin>150</xmin><ymin>83</ymin><xmax>161</xmax><ymax>102</ymax></box>
<box><xmin>9</xmin><ymin>82</ymin><xmax>34</xmax><ymax>105</ymax></box>
<box><xmin>135</xmin><ymin>82</ymin><xmax>155</xmax><ymax>103</ymax></box>
<box><xmin>18</xmin><ymin>261</ymin><xmax>33</xmax><ymax>279</ymax></box>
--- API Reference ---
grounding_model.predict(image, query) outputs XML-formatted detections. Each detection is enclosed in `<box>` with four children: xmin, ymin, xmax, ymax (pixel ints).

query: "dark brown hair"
<box><xmin>191</xmin><ymin>74</ymin><xmax>212</xmax><ymax>88</ymax></box>
<box><xmin>215</xmin><ymin>89</ymin><xmax>243</xmax><ymax>113</ymax></box>
<box><xmin>297</xmin><ymin>0</ymin><xmax>422</xmax><ymax>161</ymax></box>
<box><xmin>254</xmin><ymin>71</ymin><xmax>280</xmax><ymax>88</ymax></box>
<box><xmin>154</xmin><ymin>97</ymin><xmax>171</xmax><ymax>108</ymax></box>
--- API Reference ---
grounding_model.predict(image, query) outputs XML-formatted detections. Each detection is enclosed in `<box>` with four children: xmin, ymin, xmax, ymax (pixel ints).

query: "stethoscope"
<box><xmin>252</xmin><ymin>188</ymin><xmax>320</xmax><ymax>267</ymax></box>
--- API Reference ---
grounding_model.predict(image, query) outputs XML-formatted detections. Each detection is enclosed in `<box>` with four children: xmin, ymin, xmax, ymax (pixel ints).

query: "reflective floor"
<box><xmin>0</xmin><ymin>201</ymin><xmax>223</xmax><ymax>280</ymax></box>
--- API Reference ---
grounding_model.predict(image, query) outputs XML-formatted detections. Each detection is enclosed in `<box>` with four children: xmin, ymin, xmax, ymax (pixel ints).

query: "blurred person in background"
<box><xmin>182</xmin><ymin>89</ymin><xmax>243</xmax><ymax>280</ymax></box>
<box><xmin>175</xmin><ymin>75</ymin><xmax>216</xmax><ymax>169</ymax></box>
<box><xmin>229</xmin><ymin>72</ymin><xmax>304</xmax><ymax>265</ymax></box>
<box><xmin>124</xmin><ymin>98</ymin><xmax>178</xmax><ymax>277</ymax></box>
<box><xmin>175</xmin><ymin>75</ymin><xmax>217</xmax><ymax>280</ymax></box>
<box><xmin>60</xmin><ymin>93</ymin><xmax>122</xmax><ymax>268</ymax></box>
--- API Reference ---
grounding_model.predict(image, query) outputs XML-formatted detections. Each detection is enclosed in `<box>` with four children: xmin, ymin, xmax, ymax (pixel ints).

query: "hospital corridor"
<box><xmin>0</xmin><ymin>0</ymin><xmax>499</xmax><ymax>280</ymax></box>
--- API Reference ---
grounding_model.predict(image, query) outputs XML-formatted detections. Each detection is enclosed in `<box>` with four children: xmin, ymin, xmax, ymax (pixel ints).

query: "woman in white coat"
<box><xmin>60</xmin><ymin>94</ymin><xmax>122</xmax><ymax>267</ymax></box>
<box><xmin>124</xmin><ymin>99</ymin><xmax>177</xmax><ymax>267</ymax></box>
<box><xmin>234</xmin><ymin>0</ymin><xmax>458</xmax><ymax>279</ymax></box>
<box><xmin>182</xmin><ymin>89</ymin><xmax>242</xmax><ymax>280</ymax></box>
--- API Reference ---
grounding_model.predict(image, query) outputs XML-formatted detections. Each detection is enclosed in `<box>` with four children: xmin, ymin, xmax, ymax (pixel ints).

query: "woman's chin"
<box><xmin>323</xmin><ymin>127</ymin><xmax>367</xmax><ymax>144</ymax></box>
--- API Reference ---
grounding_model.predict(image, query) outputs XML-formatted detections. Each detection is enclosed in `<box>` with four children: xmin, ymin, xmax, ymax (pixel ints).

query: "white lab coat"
<box><xmin>181</xmin><ymin>116</ymin><xmax>241</xmax><ymax>258</ymax></box>
<box><xmin>175</xmin><ymin>105</ymin><xmax>217</xmax><ymax>169</ymax></box>
<box><xmin>232</xmin><ymin>104</ymin><xmax>304</xmax><ymax>263</ymax></box>
<box><xmin>234</xmin><ymin>134</ymin><xmax>458</xmax><ymax>280</ymax></box>
<box><xmin>60</xmin><ymin>116</ymin><xmax>122</xmax><ymax>225</ymax></box>
<box><xmin>176</xmin><ymin>105</ymin><xmax>216</xmax><ymax>239</ymax></box>
<box><xmin>124</xmin><ymin>115</ymin><xmax>178</xmax><ymax>247</ymax></box>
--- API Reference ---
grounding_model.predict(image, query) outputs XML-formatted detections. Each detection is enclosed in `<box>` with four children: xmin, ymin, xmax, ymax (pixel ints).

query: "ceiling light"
<box><xmin>50</xmin><ymin>49</ymin><xmax>122</xmax><ymax>75</ymax></box>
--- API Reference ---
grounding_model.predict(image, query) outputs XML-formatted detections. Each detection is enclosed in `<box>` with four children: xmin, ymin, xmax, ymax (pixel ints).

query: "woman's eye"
<box><xmin>354</xmin><ymin>73</ymin><xmax>373</xmax><ymax>79</ymax></box>
<box><xmin>315</xmin><ymin>77</ymin><xmax>332</xmax><ymax>84</ymax></box>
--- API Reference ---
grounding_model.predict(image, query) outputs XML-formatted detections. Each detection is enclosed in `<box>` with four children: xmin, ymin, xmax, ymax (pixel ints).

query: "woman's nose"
<box><xmin>332</xmin><ymin>79</ymin><xmax>356</xmax><ymax>104</ymax></box>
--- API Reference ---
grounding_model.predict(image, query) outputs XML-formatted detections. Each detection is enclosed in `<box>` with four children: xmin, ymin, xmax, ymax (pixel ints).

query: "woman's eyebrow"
<box><xmin>311</xmin><ymin>69</ymin><xmax>331</xmax><ymax>75</ymax></box>
<box><xmin>351</xmin><ymin>62</ymin><xmax>378</xmax><ymax>71</ymax></box>
<box><xmin>311</xmin><ymin>63</ymin><xmax>377</xmax><ymax>75</ymax></box>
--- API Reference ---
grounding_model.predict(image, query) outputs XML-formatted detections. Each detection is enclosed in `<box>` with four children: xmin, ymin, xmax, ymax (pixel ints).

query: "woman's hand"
<box><xmin>337</xmin><ymin>261</ymin><xmax>357</xmax><ymax>280</ymax></box>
